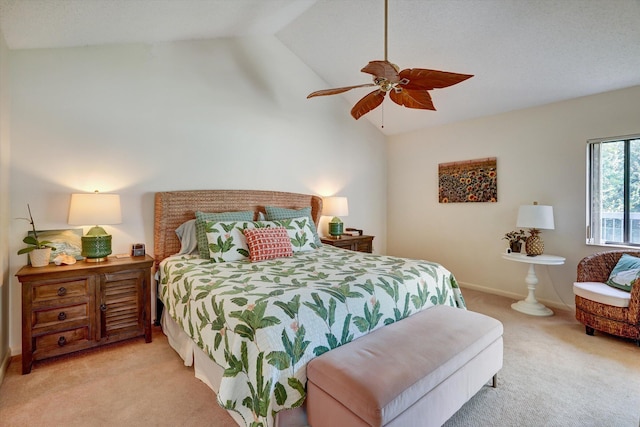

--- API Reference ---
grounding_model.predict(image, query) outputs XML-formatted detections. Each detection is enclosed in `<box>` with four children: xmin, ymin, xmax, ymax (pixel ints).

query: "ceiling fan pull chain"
<box><xmin>381</xmin><ymin>103</ymin><xmax>385</xmax><ymax>129</ymax></box>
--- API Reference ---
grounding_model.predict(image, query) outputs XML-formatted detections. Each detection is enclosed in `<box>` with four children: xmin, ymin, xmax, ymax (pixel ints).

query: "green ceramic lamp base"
<box><xmin>82</xmin><ymin>226</ymin><xmax>112</xmax><ymax>262</ymax></box>
<box><xmin>328</xmin><ymin>217</ymin><xmax>344</xmax><ymax>237</ymax></box>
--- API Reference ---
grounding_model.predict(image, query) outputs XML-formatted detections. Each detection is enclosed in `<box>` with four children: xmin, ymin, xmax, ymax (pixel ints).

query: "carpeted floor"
<box><xmin>1</xmin><ymin>288</ymin><xmax>638</xmax><ymax>427</ymax></box>
<box><xmin>445</xmin><ymin>289</ymin><xmax>640</xmax><ymax>427</ymax></box>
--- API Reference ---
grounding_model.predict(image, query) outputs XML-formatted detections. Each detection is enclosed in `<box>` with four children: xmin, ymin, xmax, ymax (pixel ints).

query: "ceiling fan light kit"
<box><xmin>308</xmin><ymin>0</ymin><xmax>473</xmax><ymax>120</ymax></box>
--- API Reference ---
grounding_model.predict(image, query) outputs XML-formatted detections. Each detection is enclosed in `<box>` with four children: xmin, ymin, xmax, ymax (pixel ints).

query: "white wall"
<box><xmin>387</xmin><ymin>85</ymin><xmax>640</xmax><ymax>309</ymax></box>
<box><xmin>0</xmin><ymin>22</ymin><xmax>11</xmax><ymax>379</ymax></box>
<box><xmin>7</xmin><ymin>37</ymin><xmax>387</xmax><ymax>354</ymax></box>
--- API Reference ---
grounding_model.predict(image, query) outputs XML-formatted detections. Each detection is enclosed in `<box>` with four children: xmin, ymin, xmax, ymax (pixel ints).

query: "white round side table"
<box><xmin>502</xmin><ymin>252</ymin><xmax>565</xmax><ymax>316</ymax></box>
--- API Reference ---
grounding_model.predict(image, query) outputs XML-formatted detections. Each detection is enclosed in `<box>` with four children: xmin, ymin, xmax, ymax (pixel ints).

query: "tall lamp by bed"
<box><xmin>68</xmin><ymin>191</ymin><xmax>122</xmax><ymax>262</ymax></box>
<box><xmin>323</xmin><ymin>196</ymin><xmax>348</xmax><ymax>238</ymax></box>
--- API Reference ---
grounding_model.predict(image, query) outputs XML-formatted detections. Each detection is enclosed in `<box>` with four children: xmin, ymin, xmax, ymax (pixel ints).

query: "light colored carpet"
<box><xmin>445</xmin><ymin>289</ymin><xmax>640</xmax><ymax>427</ymax></box>
<box><xmin>0</xmin><ymin>328</ymin><xmax>236</xmax><ymax>426</ymax></box>
<box><xmin>1</xmin><ymin>288</ymin><xmax>638</xmax><ymax>427</ymax></box>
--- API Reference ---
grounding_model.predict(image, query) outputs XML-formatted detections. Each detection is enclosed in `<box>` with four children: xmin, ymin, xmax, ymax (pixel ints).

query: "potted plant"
<box><xmin>502</xmin><ymin>229</ymin><xmax>526</xmax><ymax>253</ymax></box>
<box><xmin>17</xmin><ymin>204</ymin><xmax>54</xmax><ymax>267</ymax></box>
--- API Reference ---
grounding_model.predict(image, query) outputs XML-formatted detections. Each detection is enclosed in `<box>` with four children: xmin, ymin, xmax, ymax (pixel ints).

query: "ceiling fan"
<box><xmin>307</xmin><ymin>0</ymin><xmax>473</xmax><ymax>120</ymax></box>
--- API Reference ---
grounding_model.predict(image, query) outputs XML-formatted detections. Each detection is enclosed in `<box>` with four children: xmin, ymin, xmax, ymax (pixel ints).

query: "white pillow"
<box><xmin>257</xmin><ymin>217</ymin><xmax>318</xmax><ymax>253</ymax></box>
<box><xmin>205</xmin><ymin>221</ymin><xmax>256</xmax><ymax>262</ymax></box>
<box><xmin>203</xmin><ymin>217</ymin><xmax>318</xmax><ymax>262</ymax></box>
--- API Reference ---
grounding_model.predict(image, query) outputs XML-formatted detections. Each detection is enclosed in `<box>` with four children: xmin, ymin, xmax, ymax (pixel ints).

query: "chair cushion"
<box><xmin>573</xmin><ymin>282</ymin><xmax>631</xmax><ymax>308</ymax></box>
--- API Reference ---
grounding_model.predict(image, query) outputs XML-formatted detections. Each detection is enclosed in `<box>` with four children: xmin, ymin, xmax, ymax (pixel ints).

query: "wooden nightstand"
<box><xmin>321</xmin><ymin>235</ymin><xmax>374</xmax><ymax>253</ymax></box>
<box><xmin>16</xmin><ymin>255</ymin><xmax>154</xmax><ymax>374</ymax></box>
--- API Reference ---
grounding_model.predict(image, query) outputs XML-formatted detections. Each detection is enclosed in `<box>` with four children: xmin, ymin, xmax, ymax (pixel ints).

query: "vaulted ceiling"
<box><xmin>1</xmin><ymin>0</ymin><xmax>639</xmax><ymax>135</ymax></box>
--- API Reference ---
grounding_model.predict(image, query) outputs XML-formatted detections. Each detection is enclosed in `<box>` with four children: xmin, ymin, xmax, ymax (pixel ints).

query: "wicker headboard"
<box><xmin>153</xmin><ymin>189</ymin><xmax>323</xmax><ymax>266</ymax></box>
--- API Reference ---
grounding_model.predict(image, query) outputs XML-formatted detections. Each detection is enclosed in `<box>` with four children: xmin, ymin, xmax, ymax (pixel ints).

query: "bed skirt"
<box><xmin>161</xmin><ymin>310</ymin><xmax>307</xmax><ymax>427</ymax></box>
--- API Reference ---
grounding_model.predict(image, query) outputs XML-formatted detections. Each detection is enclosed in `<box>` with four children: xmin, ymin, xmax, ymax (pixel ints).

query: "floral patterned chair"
<box><xmin>573</xmin><ymin>250</ymin><xmax>640</xmax><ymax>346</ymax></box>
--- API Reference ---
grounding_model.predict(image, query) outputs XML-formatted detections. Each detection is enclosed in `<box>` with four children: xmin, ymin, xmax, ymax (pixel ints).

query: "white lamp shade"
<box><xmin>516</xmin><ymin>204</ymin><xmax>554</xmax><ymax>230</ymax></box>
<box><xmin>68</xmin><ymin>193</ymin><xmax>122</xmax><ymax>225</ymax></box>
<box><xmin>323</xmin><ymin>196</ymin><xmax>349</xmax><ymax>217</ymax></box>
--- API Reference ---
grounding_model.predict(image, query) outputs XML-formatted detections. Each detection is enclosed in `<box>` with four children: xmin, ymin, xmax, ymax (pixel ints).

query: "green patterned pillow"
<box><xmin>204</xmin><ymin>218</ymin><xmax>316</xmax><ymax>261</ymax></box>
<box><xmin>606</xmin><ymin>254</ymin><xmax>640</xmax><ymax>292</ymax></box>
<box><xmin>195</xmin><ymin>210</ymin><xmax>254</xmax><ymax>259</ymax></box>
<box><xmin>204</xmin><ymin>220</ymin><xmax>256</xmax><ymax>262</ymax></box>
<box><xmin>256</xmin><ymin>217</ymin><xmax>319</xmax><ymax>253</ymax></box>
<box><xmin>265</xmin><ymin>206</ymin><xmax>321</xmax><ymax>245</ymax></box>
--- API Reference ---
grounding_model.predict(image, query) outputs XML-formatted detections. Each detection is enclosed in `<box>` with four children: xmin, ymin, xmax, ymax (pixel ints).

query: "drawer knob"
<box><xmin>100</xmin><ymin>304</ymin><xmax>107</xmax><ymax>312</ymax></box>
<box><xmin>57</xmin><ymin>336</ymin><xmax>67</xmax><ymax>347</ymax></box>
<box><xmin>57</xmin><ymin>287</ymin><xmax>67</xmax><ymax>296</ymax></box>
<box><xmin>57</xmin><ymin>311</ymin><xmax>67</xmax><ymax>321</ymax></box>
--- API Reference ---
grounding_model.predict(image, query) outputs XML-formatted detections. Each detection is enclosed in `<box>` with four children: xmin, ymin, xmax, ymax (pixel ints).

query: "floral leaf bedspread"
<box><xmin>159</xmin><ymin>245</ymin><xmax>465</xmax><ymax>427</ymax></box>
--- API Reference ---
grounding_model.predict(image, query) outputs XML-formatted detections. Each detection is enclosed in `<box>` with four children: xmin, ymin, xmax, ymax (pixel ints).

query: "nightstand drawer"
<box><xmin>34</xmin><ymin>326</ymin><xmax>90</xmax><ymax>353</ymax></box>
<box><xmin>32</xmin><ymin>303</ymin><xmax>89</xmax><ymax>329</ymax></box>
<box><xmin>327</xmin><ymin>239</ymin><xmax>351</xmax><ymax>249</ymax></box>
<box><xmin>353</xmin><ymin>240</ymin><xmax>372</xmax><ymax>253</ymax></box>
<box><xmin>321</xmin><ymin>235</ymin><xmax>374</xmax><ymax>253</ymax></box>
<box><xmin>33</xmin><ymin>279</ymin><xmax>90</xmax><ymax>303</ymax></box>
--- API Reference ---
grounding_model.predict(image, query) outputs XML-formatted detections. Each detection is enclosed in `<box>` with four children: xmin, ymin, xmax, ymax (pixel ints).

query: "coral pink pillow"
<box><xmin>243</xmin><ymin>227</ymin><xmax>293</xmax><ymax>262</ymax></box>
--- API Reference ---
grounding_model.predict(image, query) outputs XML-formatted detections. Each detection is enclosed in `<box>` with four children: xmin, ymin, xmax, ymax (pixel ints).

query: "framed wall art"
<box><xmin>438</xmin><ymin>157</ymin><xmax>497</xmax><ymax>203</ymax></box>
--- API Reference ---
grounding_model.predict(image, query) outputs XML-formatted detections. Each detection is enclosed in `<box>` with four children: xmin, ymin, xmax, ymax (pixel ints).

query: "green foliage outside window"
<box><xmin>592</xmin><ymin>136</ymin><xmax>640</xmax><ymax>245</ymax></box>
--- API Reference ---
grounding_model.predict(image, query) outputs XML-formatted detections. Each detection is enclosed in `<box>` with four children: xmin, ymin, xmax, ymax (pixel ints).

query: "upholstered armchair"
<box><xmin>573</xmin><ymin>251</ymin><xmax>640</xmax><ymax>346</ymax></box>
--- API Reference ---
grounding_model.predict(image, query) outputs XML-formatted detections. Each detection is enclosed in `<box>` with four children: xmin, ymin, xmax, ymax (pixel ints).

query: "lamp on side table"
<box><xmin>323</xmin><ymin>196</ymin><xmax>349</xmax><ymax>238</ymax></box>
<box><xmin>68</xmin><ymin>191</ymin><xmax>122</xmax><ymax>262</ymax></box>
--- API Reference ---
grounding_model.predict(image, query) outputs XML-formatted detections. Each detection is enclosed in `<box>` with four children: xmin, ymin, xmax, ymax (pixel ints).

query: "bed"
<box><xmin>154</xmin><ymin>190</ymin><xmax>466</xmax><ymax>427</ymax></box>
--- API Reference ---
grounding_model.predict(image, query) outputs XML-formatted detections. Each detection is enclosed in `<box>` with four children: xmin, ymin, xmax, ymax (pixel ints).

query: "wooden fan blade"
<box><xmin>361</xmin><ymin>60</ymin><xmax>400</xmax><ymax>83</ymax></box>
<box><xmin>307</xmin><ymin>83</ymin><xmax>376</xmax><ymax>98</ymax></box>
<box><xmin>389</xmin><ymin>88</ymin><xmax>436</xmax><ymax>110</ymax></box>
<box><xmin>351</xmin><ymin>90</ymin><xmax>386</xmax><ymax>120</ymax></box>
<box><xmin>398</xmin><ymin>68</ymin><xmax>473</xmax><ymax>90</ymax></box>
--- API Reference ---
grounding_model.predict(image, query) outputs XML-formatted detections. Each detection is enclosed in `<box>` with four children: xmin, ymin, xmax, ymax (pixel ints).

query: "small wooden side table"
<box><xmin>502</xmin><ymin>252</ymin><xmax>565</xmax><ymax>316</ymax></box>
<box><xmin>321</xmin><ymin>235</ymin><xmax>374</xmax><ymax>253</ymax></box>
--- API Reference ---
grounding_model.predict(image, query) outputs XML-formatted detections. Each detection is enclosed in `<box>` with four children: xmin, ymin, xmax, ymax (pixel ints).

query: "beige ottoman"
<box><xmin>306</xmin><ymin>305</ymin><xmax>503</xmax><ymax>427</ymax></box>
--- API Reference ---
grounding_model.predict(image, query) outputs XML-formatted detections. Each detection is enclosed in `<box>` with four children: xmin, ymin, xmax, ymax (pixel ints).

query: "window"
<box><xmin>587</xmin><ymin>134</ymin><xmax>640</xmax><ymax>246</ymax></box>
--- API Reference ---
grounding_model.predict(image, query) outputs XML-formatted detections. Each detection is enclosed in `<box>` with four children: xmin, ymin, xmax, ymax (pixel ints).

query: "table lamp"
<box><xmin>68</xmin><ymin>191</ymin><xmax>122</xmax><ymax>262</ymax></box>
<box><xmin>323</xmin><ymin>196</ymin><xmax>349</xmax><ymax>238</ymax></box>
<box><xmin>516</xmin><ymin>202</ymin><xmax>554</xmax><ymax>256</ymax></box>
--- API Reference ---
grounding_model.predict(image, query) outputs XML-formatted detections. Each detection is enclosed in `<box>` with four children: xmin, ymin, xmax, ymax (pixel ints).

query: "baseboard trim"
<box><xmin>0</xmin><ymin>348</ymin><xmax>11</xmax><ymax>385</ymax></box>
<box><xmin>459</xmin><ymin>281</ymin><xmax>575</xmax><ymax>312</ymax></box>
